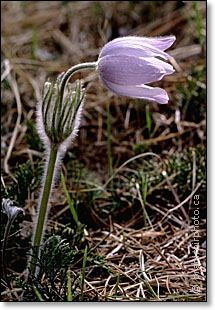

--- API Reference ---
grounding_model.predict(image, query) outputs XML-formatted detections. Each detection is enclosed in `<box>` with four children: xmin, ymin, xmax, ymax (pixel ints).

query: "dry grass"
<box><xmin>1</xmin><ymin>1</ymin><xmax>206</xmax><ymax>302</ymax></box>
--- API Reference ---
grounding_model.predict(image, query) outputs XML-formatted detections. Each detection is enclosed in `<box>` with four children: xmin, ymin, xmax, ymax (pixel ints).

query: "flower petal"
<box><xmin>146</xmin><ymin>57</ymin><xmax>174</xmax><ymax>75</ymax></box>
<box><xmin>97</xmin><ymin>55</ymin><xmax>172</xmax><ymax>86</ymax></box>
<box><xmin>124</xmin><ymin>36</ymin><xmax>176</xmax><ymax>51</ymax></box>
<box><xmin>99</xmin><ymin>36</ymin><xmax>175</xmax><ymax>60</ymax></box>
<box><xmin>100</xmin><ymin>78</ymin><xmax>169</xmax><ymax>104</ymax></box>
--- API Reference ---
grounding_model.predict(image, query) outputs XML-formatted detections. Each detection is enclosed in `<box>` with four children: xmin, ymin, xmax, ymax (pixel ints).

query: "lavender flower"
<box><xmin>2</xmin><ymin>198</ymin><xmax>24</xmax><ymax>222</ymax></box>
<box><xmin>2</xmin><ymin>198</ymin><xmax>24</xmax><ymax>282</ymax></box>
<box><xmin>97</xmin><ymin>36</ymin><xmax>176</xmax><ymax>104</ymax></box>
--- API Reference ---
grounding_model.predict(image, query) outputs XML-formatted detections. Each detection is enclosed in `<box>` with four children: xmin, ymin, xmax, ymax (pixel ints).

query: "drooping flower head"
<box><xmin>2</xmin><ymin>198</ymin><xmax>24</xmax><ymax>223</ymax></box>
<box><xmin>97</xmin><ymin>36</ymin><xmax>176</xmax><ymax>104</ymax></box>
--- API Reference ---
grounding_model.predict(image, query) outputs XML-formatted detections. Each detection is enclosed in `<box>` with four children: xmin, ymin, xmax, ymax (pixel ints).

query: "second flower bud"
<box><xmin>38</xmin><ymin>77</ymin><xmax>85</xmax><ymax>149</ymax></box>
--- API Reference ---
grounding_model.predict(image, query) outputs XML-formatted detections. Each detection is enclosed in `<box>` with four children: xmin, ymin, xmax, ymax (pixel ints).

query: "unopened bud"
<box><xmin>37</xmin><ymin>77</ymin><xmax>85</xmax><ymax>150</ymax></box>
<box><xmin>2</xmin><ymin>198</ymin><xmax>24</xmax><ymax>222</ymax></box>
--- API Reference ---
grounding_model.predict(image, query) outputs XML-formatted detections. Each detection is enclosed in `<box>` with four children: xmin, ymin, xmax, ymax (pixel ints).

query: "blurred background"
<box><xmin>1</xmin><ymin>1</ymin><xmax>206</xmax><ymax>302</ymax></box>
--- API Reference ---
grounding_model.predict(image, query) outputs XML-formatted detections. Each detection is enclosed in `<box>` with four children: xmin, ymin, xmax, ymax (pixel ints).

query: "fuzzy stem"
<box><xmin>60</xmin><ymin>62</ymin><xmax>97</xmax><ymax>102</ymax></box>
<box><xmin>54</xmin><ymin>62</ymin><xmax>97</xmax><ymax>135</ymax></box>
<box><xmin>29</xmin><ymin>147</ymin><xmax>58</xmax><ymax>275</ymax></box>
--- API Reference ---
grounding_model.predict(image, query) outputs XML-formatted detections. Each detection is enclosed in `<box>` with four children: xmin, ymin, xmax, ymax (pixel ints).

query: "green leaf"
<box><xmin>61</xmin><ymin>171</ymin><xmax>79</xmax><ymax>227</ymax></box>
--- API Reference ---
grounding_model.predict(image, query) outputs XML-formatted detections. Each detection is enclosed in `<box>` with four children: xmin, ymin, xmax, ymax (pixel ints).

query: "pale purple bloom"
<box><xmin>97</xmin><ymin>36</ymin><xmax>176</xmax><ymax>104</ymax></box>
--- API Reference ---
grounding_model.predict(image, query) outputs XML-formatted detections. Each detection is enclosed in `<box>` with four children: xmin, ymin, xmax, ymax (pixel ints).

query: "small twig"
<box><xmin>80</xmin><ymin>245</ymin><xmax>88</xmax><ymax>301</ymax></box>
<box><xmin>160</xmin><ymin>181</ymin><xmax>203</xmax><ymax>222</ymax></box>
<box><xmin>3</xmin><ymin>59</ymin><xmax>22</xmax><ymax>174</ymax></box>
<box><xmin>104</xmin><ymin>152</ymin><xmax>161</xmax><ymax>188</ymax></box>
<box><xmin>139</xmin><ymin>250</ymin><xmax>151</xmax><ymax>281</ymax></box>
<box><xmin>162</xmin><ymin>170</ymin><xmax>189</xmax><ymax>224</ymax></box>
<box><xmin>154</xmin><ymin>246</ymin><xmax>172</xmax><ymax>269</ymax></box>
<box><xmin>136</xmin><ymin>183</ymin><xmax>153</xmax><ymax>229</ymax></box>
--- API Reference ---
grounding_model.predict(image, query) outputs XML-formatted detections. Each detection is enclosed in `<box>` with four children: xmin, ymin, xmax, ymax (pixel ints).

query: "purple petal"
<box><xmin>100</xmin><ymin>78</ymin><xmax>169</xmax><ymax>104</ymax></box>
<box><xmin>97</xmin><ymin>55</ymin><xmax>174</xmax><ymax>86</ymax></box>
<box><xmin>147</xmin><ymin>57</ymin><xmax>174</xmax><ymax>75</ymax></box>
<box><xmin>124</xmin><ymin>36</ymin><xmax>176</xmax><ymax>51</ymax></box>
<box><xmin>99</xmin><ymin>36</ymin><xmax>175</xmax><ymax>60</ymax></box>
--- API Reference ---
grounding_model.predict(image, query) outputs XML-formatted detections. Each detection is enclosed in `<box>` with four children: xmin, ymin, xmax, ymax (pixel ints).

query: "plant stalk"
<box><xmin>29</xmin><ymin>62</ymin><xmax>97</xmax><ymax>277</ymax></box>
<box><xmin>29</xmin><ymin>147</ymin><xmax>58</xmax><ymax>275</ymax></box>
<box><xmin>2</xmin><ymin>219</ymin><xmax>12</xmax><ymax>285</ymax></box>
<box><xmin>60</xmin><ymin>62</ymin><xmax>97</xmax><ymax>103</ymax></box>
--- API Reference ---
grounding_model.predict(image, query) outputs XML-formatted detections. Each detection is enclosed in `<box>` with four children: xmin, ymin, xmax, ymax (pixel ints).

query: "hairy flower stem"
<box><xmin>29</xmin><ymin>148</ymin><xmax>57</xmax><ymax>275</ymax></box>
<box><xmin>60</xmin><ymin>62</ymin><xmax>97</xmax><ymax>102</ymax></box>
